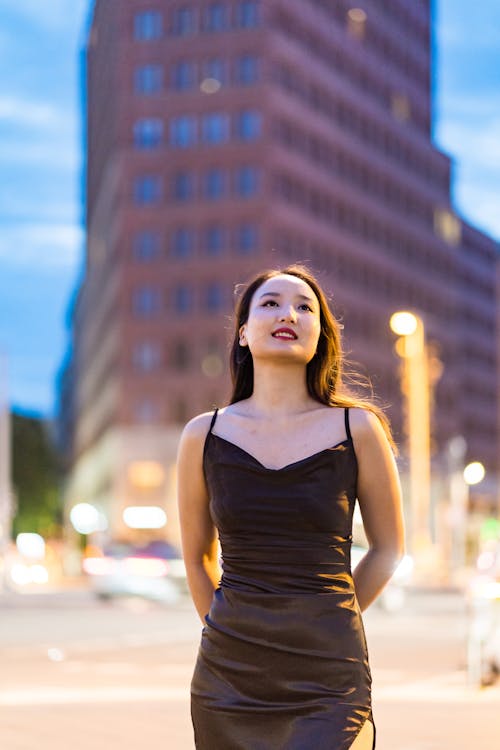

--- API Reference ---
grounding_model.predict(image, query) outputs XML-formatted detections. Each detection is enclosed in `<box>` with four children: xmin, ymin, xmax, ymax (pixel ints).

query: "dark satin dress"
<box><xmin>191</xmin><ymin>407</ymin><xmax>376</xmax><ymax>750</ymax></box>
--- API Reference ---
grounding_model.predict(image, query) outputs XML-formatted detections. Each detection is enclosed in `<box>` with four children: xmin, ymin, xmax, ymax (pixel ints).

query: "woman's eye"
<box><xmin>262</xmin><ymin>300</ymin><xmax>278</xmax><ymax>306</ymax></box>
<box><xmin>300</xmin><ymin>304</ymin><xmax>313</xmax><ymax>312</ymax></box>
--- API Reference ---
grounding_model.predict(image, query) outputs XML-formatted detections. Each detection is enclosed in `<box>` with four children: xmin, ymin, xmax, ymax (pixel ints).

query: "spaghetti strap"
<box><xmin>209</xmin><ymin>407</ymin><xmax>219</xmax><ymax>433</ymax></box>
<box><xmin>344</xmin><ymin>407</ymin><xmax>352</xmax><ymax>442</ymax></box>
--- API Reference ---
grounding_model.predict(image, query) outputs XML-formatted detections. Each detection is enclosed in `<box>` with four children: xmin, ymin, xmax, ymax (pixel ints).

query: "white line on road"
<box><xmin>0</xmin><ymin>686</ymin><xmax>188</xmax><ymax>706</ymax></box>
<box><xmin>2</xmin><ymin>671</ymin><xmax>498</xmax><ymax>707</ymax></box>
<box><xmin>375</xmin><ymin>670</ymin><xmax>500</xmax><ymax>703</ymax></box>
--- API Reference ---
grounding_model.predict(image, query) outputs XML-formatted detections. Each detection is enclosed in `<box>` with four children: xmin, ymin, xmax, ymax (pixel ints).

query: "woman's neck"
<box><xmin>244</xmin><ymin>361</ymin><xmax>317</xmax><ymax>417</ymax></box>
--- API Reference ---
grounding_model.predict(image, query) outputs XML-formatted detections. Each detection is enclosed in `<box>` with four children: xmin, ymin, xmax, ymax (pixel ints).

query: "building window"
<box><xmin>234</xmin><ymin>55</ymin><xmax>259</xmax><ymax>84</ymax></box>
<box><xmin>236</xmin><ymin>1</ymin><xmax>260</xmax><ymax>28</ymax></box>
<box><xmin>134</xmin><ymin>65</ymin><xmax>163</xmax><ymax>94</ymax></box>
<box><xmin>172</xmin><ymin>61</ymin><xmax>197</xmax><ymax>90</ymax></box>
<box><xmin>203</xmin><ymin>58</ymin><xmax>228</xmax><ymax>85</ymax></box>
<box><xmin>134</xmin><ymin>11</ymin><xmax>163</xmax><ymax>40</ymax></box>
<box><xmin>173</xmin><ymin>171</ymin><xmax>195</xmax><ymax>201</ymax></box>
<box><xmin>174</xmin><ymin>284</ymin><xmax>194</xmax><ymax>314</ymax></box>
<box><xmin>205</xmin><ymin>225</ymin><xmax>225</xmax><ymax>255</ymax></box>
<box><xmin>134</xmin><ymin>398</ymin><xmax>158</xmax><ymax>423</ymax></box>
<box><xmin>134</xmin><ymin>118</ymin><xmax>163</xmax><ymax>148</ymax></box>
<box><xmin>132</xmin><ymin>287</ymin><xmax>161</xmax><ymax>317</ymax></box>
<box><xmin>171</xmin><ymin>227</ymin><xmax>195</xmax><ymax>258</ymax></box>
<box><xmin>237</xmin><ymin>223</ymin><xmax>258</xmax><ymax>253</ymax></box>
<box><xmin>204</xmin><ymin>168</ymin><xmax>226</xmax><ymax>200</ymax></box>
<box><xmin>134</xmin><ymin>176</ymin><xmax>162</xmax><ymax>204</ymax></box>
<box><xmin>133</xmin><ymin>231</ymin><xmax>161</xmax><ymax>261</ymax></box>
<box><xmin>173</xmin><ymin>340</ymin><xmax>190</xmax><ymax>370</ymax></box>
<box><xmin>235</xmin><ymin>109</ymin><xmax>262</xmax><ymax>140</ymax></box>
<box><xmin>133</xmin><ymin>341</ymin><xmax>162</xmax><ymax>371</ymax></box>
<box><xmin>170</xmin><ymin>115</ymin><xmax>197</xmax><ymax>148</ymax></box>
<box><xmin>202</xmin><ymin>112</ymin><xmax>230</xmax><ymax>144</ymax></box>
<box><xmin>205</xmin><ymin>282</ymin><xmax>224</xmax><ymax>311</ymax></box>
<box><xmin>172</xmin><ymin>7</ymin><xmax>196</xmax><ymax>35</ymax></box>
<box><xmin>234</xmin><ymin>166</ymin><xmax>260</xmax><ymax>197</ymax></box>
<box><xmin>172</xmin><ymin>397</ymin><xmax>188</xmax><ymax>423</ymax></box>
<box><xmin>203</xmin><ymin>3</ymin><xmax>228</xmax><ymax>31</ymax></box>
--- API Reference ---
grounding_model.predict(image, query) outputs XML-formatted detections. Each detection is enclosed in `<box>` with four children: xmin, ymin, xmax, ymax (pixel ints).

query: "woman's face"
<box><xmin>239</xmin><ymin>274</ymin><xmax>321</xmax><ymax>364</ymax></box>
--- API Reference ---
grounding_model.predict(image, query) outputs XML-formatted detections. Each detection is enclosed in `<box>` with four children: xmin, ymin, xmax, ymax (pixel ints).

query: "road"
<box><xmin>0</xmin><ymin>587</ymin><xmax>499</xmax><ymax>749</ymax></box>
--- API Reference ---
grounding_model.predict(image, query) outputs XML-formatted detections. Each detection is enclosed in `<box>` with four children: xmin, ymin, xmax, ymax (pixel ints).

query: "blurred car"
<box><xmin>466</xmin><ymin>540</ymin><xmax>500</xmax><ymax>686</ymax></box>
<box><xmin>351</xmin><ymin>544</ymin><xmax>414</xmax><ymax>612</ymax></box>
<box><xmin>83</xmin><ymin>540</ymin><xmax>187</xmax><ymax>603</ymax></box>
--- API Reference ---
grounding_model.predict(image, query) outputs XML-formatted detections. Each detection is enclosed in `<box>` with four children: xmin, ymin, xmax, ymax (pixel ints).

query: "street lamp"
<box><xmin>464</xmin><ymin>462</ymin><xmax>485</xmax><ymax>487</ymax></box>
<box><xmin>390</xmin><ymin>311</ymin><xmax>432</xmax><ymax>568</ymax></box>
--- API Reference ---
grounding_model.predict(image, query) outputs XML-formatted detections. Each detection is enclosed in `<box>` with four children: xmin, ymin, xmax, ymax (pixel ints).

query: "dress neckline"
<box><xmin>208</xmin><ymin>431</ymin><xmax>353</xmax><ymax>473</ymax></box>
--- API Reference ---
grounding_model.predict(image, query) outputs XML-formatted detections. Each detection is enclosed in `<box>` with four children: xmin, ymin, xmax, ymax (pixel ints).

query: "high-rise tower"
<box><xmin>59</xmin><ymin>1</ymin><xmax>498</xmax><ymax>550</ymax></box>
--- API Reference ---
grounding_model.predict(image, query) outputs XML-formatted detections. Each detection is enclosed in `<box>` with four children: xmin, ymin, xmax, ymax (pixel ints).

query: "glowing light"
<box><xmin>347</xmin><ymin>8</ymin><xmax>367</xmax><ymax>39</ymax></box>
<box><xmin>16</xmin><ymin>533</ymin><xmax>45</xmax><ymax>559</ymax></box>
<box><xmin>434</xmin><ymin>209</ymin><xmax>461</xmax><ymax>246</ymax></box>
<box><xmin>393</xmin><ymin>555</ymin><xmax>414</xmax><ymax>581</ymax></box>
<box><xmin>463</xmin><ymin>462</ymin><xmax>485</xmax><ymax>486</ymax></box>
<box><xmin>347</xmin><ymin>8</ymin><xmax>367</xmax><ymax>23</ymax></box>
<box><xmin>10</xmin><ymin>562</ymin><xmax>49</xmax><ymax>585</ymax></box>
<box><xmin>127</xmin><ymin>461</ymin><xmax>165</xmax><ymax>489</ymax></box>
<box><xmin>10</xmin><ymin>564</ymin><xmax>31</xmax><ymax>585</ymax></box>
<box><xmin>124</xmin><ymin>557</ymin><xmax>169</xmax><ymax>577</ymax></box>
<box><xmin>122</xmin><ymin>506</ymin><xmax>167</xmax><ymax>529</ymax></box>
<box><xmin>472</xmin><ymin>579</ymin><xmax>500</xmax><ymax>600</ymax></box>
<box><xmin>389</xmin><ymin>311</ymin><xmax>418</xmax><ymax>336</ymax></box>
<box><xmin>477</xmin><ymin>551</ymin><xmax>495</xmax><ymax>571</ymax></box>
<box><xmin>200</xmin><ymin>78</ymin><xmax>221</xmax><ymax>94</ymax></box>
<box><xmin>82</xmin><ymin>557</ymin><xmax>115</xmax><ymax>576</ymax></box>
<box><xmin>391</xmin><ymin>93</ymin><xmax>410</xmax><ymax>122</ymax></box>
<box><xmin>30</xmin><ymin>564</ymin><xmax>49</xmax><ymax>584</ymax></box>
<box><xmin>70</xmin><ymin>503</ymin><xmax>107</xmax><ymax>534</ymax></box>
<box><xmin>47</xmin><ymin>648</ymin><xmax>65</xmax><ymax>662</ymax></box>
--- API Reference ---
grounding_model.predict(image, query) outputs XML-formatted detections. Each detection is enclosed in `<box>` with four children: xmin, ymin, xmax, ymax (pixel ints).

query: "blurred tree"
<box><xmin>11</xmin><ymin>411</ymin><xmax>63</xmax><ymax>539</ymax></box>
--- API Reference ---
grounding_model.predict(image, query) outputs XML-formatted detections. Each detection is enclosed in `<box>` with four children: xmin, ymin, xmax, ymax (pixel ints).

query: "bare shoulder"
<box><xmin>179</xmin><ymin>410</ymin><xmax>216</xmax><ymax>449</ymax></box>
<box><xmin>348</xmin><ymin>407</ymin><xmax>388</xmax><ymax>445</ymax></box>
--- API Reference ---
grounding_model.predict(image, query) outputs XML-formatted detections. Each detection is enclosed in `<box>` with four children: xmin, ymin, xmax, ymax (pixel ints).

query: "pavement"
<box><xmin>1</xmin><ymin>584</ymin><xmax>499</xmax><ymax>750</ymax></box>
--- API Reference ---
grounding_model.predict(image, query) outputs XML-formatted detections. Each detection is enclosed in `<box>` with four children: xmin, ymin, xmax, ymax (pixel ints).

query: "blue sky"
<box><xmin>0</xmin><ymin>1</ymin><xmax>499</xmax><ymax>419</ymax></box>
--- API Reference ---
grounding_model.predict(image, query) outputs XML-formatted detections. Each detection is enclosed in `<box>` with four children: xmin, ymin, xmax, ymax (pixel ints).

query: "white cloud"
<box><xmin>437</xmin><ymin>118</ymin><xmax>500</xmax><ymax>171</ymax></box>
<box><xmin>1</xmin><ymin>0</ymin><xmax>90</xmax><ymax>33</ymax></box>
<box><xmin>454</xmin><ymin>182</ymin><xmax>500</xmax><ymax>241</ymax></box>
<box><xmin>436</xmin><ymin>0</ymin><xmax>500</xmax><ymax>50</ymax></box>
<box><xmin>437</xmin><ymin>23</ymin><xmax>500</xmax><ymax>50</ymax></box>
<box><xmin>0</xmin><ymin>96</ymin><xmax>60</xmax><ymax>128</ymax></box>
<box><xmin>0</xmin><ymin>140</ymin><xmax>81</xmax><ymax>169</ymax></box>
<box><xmin>0</xmin><ymin>223</ymin><xmax>84</xmax><ymax>270</ymax></box>
<box><xmin>437</xmin><ymin>93</ymin><xmax>500</xmax><ymax>121</ymax></box>
<box><xmin>435</xmin><ymin>97</ymin><xmax>500</xmax><ymax>241</ymax></box>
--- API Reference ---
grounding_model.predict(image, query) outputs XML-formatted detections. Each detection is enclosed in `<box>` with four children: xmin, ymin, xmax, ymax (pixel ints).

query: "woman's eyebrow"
<box><xmin>259</xmin><ymin>291</ymin><xmax>316</xmax><ymax>303</ymax></box>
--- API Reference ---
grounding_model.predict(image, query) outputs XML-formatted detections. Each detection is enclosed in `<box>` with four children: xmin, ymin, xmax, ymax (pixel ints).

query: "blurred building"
<box><xmin>58</xmin><ymin>1</ymin><xmax>499</xmax><ymax>551</ymax></box>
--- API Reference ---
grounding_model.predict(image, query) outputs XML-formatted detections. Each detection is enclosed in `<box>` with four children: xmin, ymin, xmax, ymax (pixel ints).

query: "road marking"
<box><xmin>0</xmin><ymin>631</ymin><xmax>201</xmax><ymax>658</ymax></box>
<box><xmin>375</xmin><ymin>670</ymin><xmax>500</xmax><ymax>703</ymax></box>
<box><xmin>2</xmin><ymin>671</ymin><xmax>498</xmax><ymax>707</ymax></box>
<box><xmin>0</xmin><ymin>686</ymin><xmax>188</xmax><ymax>706</ymax></box>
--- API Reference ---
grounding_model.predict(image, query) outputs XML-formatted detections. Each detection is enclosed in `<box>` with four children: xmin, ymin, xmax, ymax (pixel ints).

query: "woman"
<box><xmin>177</xmin><ymin>264</ymin><xmax>405</xmax><ymax>749</ymax></box>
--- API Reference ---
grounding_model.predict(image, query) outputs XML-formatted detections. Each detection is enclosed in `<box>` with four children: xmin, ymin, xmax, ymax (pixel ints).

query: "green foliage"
<box><xmin>11</xmin><ymin>412</ymin><xmax>63</xmax><ymax>539</ymax></box>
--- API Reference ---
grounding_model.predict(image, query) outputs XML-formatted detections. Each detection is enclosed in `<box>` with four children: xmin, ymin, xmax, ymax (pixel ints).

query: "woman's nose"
<box><xmin>279</xmin><ymin>306</ymin><xmax>297</xmax><ymax>322</ymax></box>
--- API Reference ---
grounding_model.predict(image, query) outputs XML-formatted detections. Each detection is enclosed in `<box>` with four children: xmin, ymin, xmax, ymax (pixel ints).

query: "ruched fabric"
<box><xmin>190</xmin><ymin>408</ymin><xmax>376</xmax><ymax>749</ymax></box>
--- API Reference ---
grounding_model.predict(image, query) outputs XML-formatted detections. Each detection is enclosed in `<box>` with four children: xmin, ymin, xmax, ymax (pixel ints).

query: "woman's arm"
<box><xmin>350</xmin><ymin>408</ymin><xmax>406</xmax><ymax>612</ymax></box>
<box><xmin>176</xmin><ymin>413</ymin><xmax>223</xmax><ymax>625</ymax></box>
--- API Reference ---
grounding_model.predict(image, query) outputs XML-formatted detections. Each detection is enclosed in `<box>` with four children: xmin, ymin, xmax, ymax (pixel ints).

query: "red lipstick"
<box><xmin>271</xmin><ymin>327</ymin><xmax>298</xmax><ymax>340</ymax></box>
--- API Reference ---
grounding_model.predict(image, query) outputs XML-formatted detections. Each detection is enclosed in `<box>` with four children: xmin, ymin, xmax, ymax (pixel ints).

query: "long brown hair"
<box><xmin>227</xmin><ymin>263</ymin><xmax>398</xmax><ymax>456</ymax></box>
